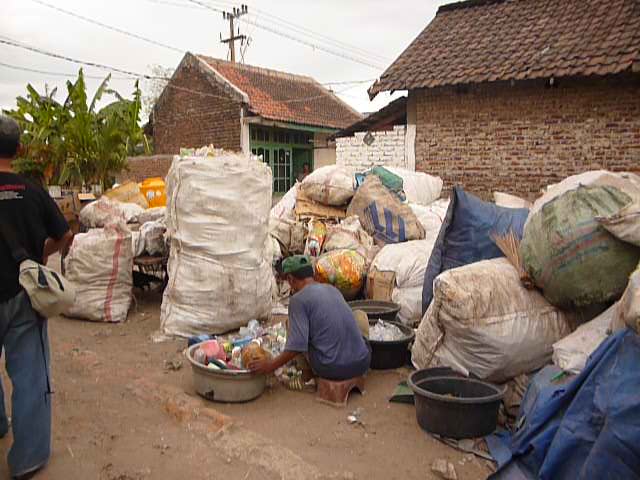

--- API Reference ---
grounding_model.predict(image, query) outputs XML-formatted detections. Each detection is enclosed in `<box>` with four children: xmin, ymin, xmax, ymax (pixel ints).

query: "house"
<box><xmin>334</xmin><ymin>96</ymin><xmax>413</xmax><ymax>171</ymax></box>
<box><xmin>368</xmin><ymin>0</ymin><xmax>640</xmax><ymax>199</ymax></box>
<box><xmin>152</xmin><ymin>53</ymin><xmax>362</xmax><ymax>192</ymax></box>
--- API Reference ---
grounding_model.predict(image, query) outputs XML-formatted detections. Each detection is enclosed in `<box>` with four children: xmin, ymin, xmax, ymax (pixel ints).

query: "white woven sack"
<box><xmin>64</xmin><ymin>225</ymin><xmax>133</xmax><ymax>323</ymax></box>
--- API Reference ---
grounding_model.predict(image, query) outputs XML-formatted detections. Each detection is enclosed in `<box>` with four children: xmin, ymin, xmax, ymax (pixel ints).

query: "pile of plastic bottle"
<box><xmin>190</xmin><ymin>320</ymin><xmax>287</xmax><ymax>371</ymax></box>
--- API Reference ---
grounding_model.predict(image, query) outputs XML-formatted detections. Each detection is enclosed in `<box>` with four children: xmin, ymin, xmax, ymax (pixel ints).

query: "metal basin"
<box><xmin>186</xmin><ymin>343</ymin><xmax>266</xmax><ymax>403</ymax></box>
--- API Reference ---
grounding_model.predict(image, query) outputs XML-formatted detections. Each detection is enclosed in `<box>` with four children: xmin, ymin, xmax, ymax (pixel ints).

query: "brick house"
<box><xmin>368</xmin><ymin>0</ymin><xmax>640</xmax><ymax>199</ymax></box>
<box><xmin>152</xmin><ymin>52</ymin><xmax>362</xmax><ymax>192</ymax></box>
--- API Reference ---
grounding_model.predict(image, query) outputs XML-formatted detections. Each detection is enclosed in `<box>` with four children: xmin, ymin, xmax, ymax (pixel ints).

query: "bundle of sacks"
<box><xmin>268</xmin><ymin>165</ymin><xmax>445</xmax><ymax>303</ymax></box>
<box><xmin>412</xmin><ymin>170</ymin><xmax>640</xmax><ymax>416</ymax></box>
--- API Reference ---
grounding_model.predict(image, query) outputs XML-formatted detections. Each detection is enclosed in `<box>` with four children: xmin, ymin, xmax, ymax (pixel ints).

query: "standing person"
<box><xmin>0</xmin><ymin>115</ymin><xmax>72</xmax><ymax>479</ymax></box>
<box><xmin>250</xmin><ymin>255</ymin><xmax>371</xmax><ymax>380</ymax></box>
<box><xmin>296</xmin><ymin>162</ymin><xmax>311</xmax><ymax>182</ymax></box>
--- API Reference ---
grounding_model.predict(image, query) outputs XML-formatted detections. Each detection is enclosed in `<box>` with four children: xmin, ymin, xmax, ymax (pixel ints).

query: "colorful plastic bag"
<box><xmin>314</xmin><ymin>249</ymin><xmax>366</xmax><ymax>300</ymax></box>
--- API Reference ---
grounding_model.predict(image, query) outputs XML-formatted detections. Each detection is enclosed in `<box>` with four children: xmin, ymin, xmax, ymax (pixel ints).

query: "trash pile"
<box><xmin>408</xmin><ymin>169</ymin><xmax>640</xmax><ymax>447</ymax></box>
<box><xmin>269</xmin><ymin>164</ymin><xmax>445</xmax><ymax>322</ymax></box>
<box><xmin>63</xmin><ymin>180</ymin><xmax>168</xmax><ymax>323</ymax></box>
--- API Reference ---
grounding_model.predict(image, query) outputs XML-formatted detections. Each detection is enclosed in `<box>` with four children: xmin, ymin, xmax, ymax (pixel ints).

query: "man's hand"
<box><xmin>249</xmin><ymin>358</ymin><xmax>274</xmax><ymax>375</ymax></box>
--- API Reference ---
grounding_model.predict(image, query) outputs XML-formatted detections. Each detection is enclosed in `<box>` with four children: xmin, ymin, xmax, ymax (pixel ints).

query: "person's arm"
<box><xmin>251</xmin><ymin>296</ymin><xmax>310</xmax><ymax>374</ymax></box>
<box><xmin>43</xmin><ymin>231</ymin><xmax>73</xmax><ymax>264</ymax></box>
<box><xmin>250</xmin><ymin>350</ymin><xmax>298</xmax><ymax>374</ymax></box>
<box><xmin>40</xmin><ymin>188</ymin><xmax>72</xmax><ymax>265</ymax></box>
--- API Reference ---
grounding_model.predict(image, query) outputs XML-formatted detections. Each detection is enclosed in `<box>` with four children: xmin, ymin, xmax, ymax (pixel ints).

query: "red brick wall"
<box><xmin>414</xmin><ymin>76</ymin><xmax>640</xmax><ymax>200</ymax></box>
<box><xmin>153</xmin><ymin>62</ymin><xmax>242</xmax><ymax>154</ymax></box>
<box><xmin>116</xmin><ymin>155</ymin><xmax>174</xmax><ymax>183</ymax></box>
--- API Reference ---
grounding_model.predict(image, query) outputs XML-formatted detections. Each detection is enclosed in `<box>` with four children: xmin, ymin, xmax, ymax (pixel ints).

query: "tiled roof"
<box><xmin>369</xmin><ymin>0</ymin><xmax>640</xmax><ymax>97</ymax></box>
<box><xmin>335</xmin><ymin>96</ymin><xmax>407</xmax><ymax>138</ymax></box>
<box><xmin>197</xmin><ymin>55</ymin><xmax>362</xmax><ymax>129</ymax></box>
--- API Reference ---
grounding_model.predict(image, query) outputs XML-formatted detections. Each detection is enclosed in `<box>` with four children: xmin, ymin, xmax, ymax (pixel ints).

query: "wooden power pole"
<box><xmin>220</xmin><ymin>4</ymin><xmax>248</xmax><ymax>63</ymax></box>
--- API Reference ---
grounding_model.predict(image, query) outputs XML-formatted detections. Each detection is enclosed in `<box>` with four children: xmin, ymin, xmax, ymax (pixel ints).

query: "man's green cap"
<box><xmin>281</xmin><ymin>255</ymin><xmax>312</xmax><ymax>274</ymax></box>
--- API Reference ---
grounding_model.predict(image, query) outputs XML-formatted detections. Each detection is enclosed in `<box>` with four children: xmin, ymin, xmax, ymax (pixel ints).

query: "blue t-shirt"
<box><xmin>285</xmin><ymin>283</ymin><xmax>370</xmax><ymax>380</ymax></box>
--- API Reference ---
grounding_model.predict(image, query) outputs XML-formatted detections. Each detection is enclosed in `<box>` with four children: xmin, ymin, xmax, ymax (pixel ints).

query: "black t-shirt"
<box><xmin>0</xmin><ymin>172</ymin><xmax>69</xmax><ymax>302</ymax></box>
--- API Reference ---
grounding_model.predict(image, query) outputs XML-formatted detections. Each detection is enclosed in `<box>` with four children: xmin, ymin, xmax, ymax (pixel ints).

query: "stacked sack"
<box><xmin>160</xmin><ymin>149</ymin><xmax>273</xmax><ymax>337</ymax></box>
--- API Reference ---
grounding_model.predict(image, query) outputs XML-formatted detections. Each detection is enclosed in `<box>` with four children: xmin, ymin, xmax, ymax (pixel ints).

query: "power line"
<box><xmin>0</xmin><ymin>61</ymin><xmax>137</xmax><ymax>80</ymax></box>
<box><xmin>0</xmin><ymin>38</ymin><xmax>157</xmax><ymax>79</ymax></box>
<box><xmin>187</xmin><ymin>0</ymin><xmax>386</xmax><ymax>70</ymax></box>
<box><xmin>29</xmin><ymin>0</ymin><xmax>185</xmax><ymax>53</ymax></box>
<box><xmin>200</xmin><ymin>0</ymin><xmax>391</xmax><ymax>63</ymax></box>
<box><xmin>0</xmin><ymin>39</ymin><xmax>362</xmax><ymax>106</ymax></box>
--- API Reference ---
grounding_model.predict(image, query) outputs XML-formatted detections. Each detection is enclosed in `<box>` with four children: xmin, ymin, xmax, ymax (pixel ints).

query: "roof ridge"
<box><xmin>196</xmin><ymin>54</ymin><xmax>315</xmax><ymax>83</ymax></box>
<box><xmin>437</xmin><ymin>0</ymin><xmax>506</xmax><ymax>14</ymax></box>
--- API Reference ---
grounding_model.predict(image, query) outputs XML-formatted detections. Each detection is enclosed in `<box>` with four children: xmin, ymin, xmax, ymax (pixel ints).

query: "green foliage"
<box><xmin>4</xmin><ymin>69</ymin><xmax>149</xmax><ymax>188</ymax></box>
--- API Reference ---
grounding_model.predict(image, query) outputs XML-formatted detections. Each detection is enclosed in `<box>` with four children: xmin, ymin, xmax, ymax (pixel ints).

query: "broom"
<box><xmin>491</xmin><ymin>230</ymin><xmax>535</xmax><ymax>289</ymax></box>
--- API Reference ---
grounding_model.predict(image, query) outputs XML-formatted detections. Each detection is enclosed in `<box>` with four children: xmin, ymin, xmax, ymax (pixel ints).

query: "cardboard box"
<box><xmin>366</xmin><ymin>267</ymin><xmax>396</xmax><ymax>302</ymax></box>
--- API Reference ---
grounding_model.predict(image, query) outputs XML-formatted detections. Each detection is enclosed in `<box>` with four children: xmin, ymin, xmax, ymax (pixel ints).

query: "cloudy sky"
<box><xmin>1</xmin><ymin>0</ymin><xmax>449</xmax><ymax>117</ymax></box>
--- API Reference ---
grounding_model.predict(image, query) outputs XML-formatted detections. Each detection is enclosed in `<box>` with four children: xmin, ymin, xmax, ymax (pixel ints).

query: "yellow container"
<box><xmin>139</xmin><ymin>177</ymin><xmax>167</xmax><ymax>208</ymax></box>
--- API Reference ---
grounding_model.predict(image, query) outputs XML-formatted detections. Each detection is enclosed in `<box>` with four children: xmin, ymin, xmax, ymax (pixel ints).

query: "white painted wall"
<box><xmin>336</xmin><ymin>125</ymin><xmax>409</xmax><ymax>170</ymax></box>
<box><xmin>313</xmin><ymin>132</ymin><xmax>336</xmax><ymax>168</ymax></box>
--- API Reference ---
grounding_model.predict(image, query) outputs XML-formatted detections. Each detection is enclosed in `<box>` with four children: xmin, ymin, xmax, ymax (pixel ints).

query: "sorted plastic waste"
<box><xmin>369</xmin><ymin>320</ymin><xmax>406</xmax><ymax>342</ymax></box>
<box><xmin>299</xmin><ymin>165</ymin><xmax>355</xmax><ymax>206</ymax></box>
<box><xmin>305</xmin><ymin>220</ymin><xmax>327</xmax><ymax>257</ymax></box>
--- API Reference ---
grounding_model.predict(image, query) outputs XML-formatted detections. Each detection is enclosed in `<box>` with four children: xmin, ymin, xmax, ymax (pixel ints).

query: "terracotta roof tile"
<box><xmin>197</xmin><ymin>56</ymin><xmax>362</xmax><ymax>129</ymax></box>
<box><xmin>369</xmin><ymin>0</ymin><xmax>640</xmax><ymax>97</ymax></box>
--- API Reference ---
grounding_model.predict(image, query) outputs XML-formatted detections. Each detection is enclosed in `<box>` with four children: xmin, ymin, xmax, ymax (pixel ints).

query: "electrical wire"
<box><xmin>0</xmin><ymin>39</ymin><xmax>362</xmax><ymax>106</ymax></box>
<box><xmin>187</xmin><ymin>0</ymin><xmax>386</xmax><ymax>70</ymax></box>
<box><xmin>0</xmin><ymin>60</ymin><xmax>137</xmax><ymax>80</ymax></box>
<box><xmin>197</xmin><ymin>0</ymin><xmax>391</xmax><ymax>63</ymax></box>
<box><xmin>29</xmin><ymin>0</ymin><xmax>185</xmax><ymax>53</ymax></box>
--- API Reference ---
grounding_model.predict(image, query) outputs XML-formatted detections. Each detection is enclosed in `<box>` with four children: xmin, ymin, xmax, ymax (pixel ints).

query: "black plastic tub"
<box><xmin>369</xmin><ymin>322</ymin><xmax>415</xmax><ymax>370</ymax></box>
<box><xmin>408</xmin><ymin>372</ymin><xmax>505</xmax><ymax>439</ymax></box>
<box><xmin>349</xmin><ymin>300</ymin><xmax>400</xmax><ymax>324</ymax></box>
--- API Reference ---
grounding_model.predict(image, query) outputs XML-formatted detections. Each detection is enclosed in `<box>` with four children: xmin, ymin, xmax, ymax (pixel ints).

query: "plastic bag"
<box><xmin>304</xmin><ymin>220</ymin><xmax>327</xmax><ymax>257</ymax></box>
<box><xmin>139</xmin><ymin>220</ymin><xmax>167</xmax><ymax>256</ymax></box>
<box><xmin>597</xmin><ymin>200</ymin><xmax>640</xmax><ymax>246</ymax></box>
<box><xmin>493</xmin><ymin>192</ymin><xmax>532</xmax><ymax>209</ymax></box>
<box><xmin>315</xmin><ymin>249</ymin><xmax>367</xmax><ymax>300</ymax></box>
<box><xmin>299</xmin><ymin>165</ymin><xmax>355</xmax><ymax>206</ymax></box>
<box><xmin>409</xmin><ymin>199</ymin><xmax>449</xmax><ymax>235</ymax></box>
<box><xmin>613</xmin><ymin>264</ymin><xmax>640</xmax><ymax>333</ymax></box>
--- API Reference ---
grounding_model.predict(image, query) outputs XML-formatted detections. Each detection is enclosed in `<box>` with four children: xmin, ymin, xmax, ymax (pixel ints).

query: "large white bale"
<box><xmin>161</xmin><ymin>152</ymin><xmax>273</xmax><ymax>337</ymax></box>
<box><xmin>164</xmin><ymin>152</ymin><xmax>272</xmax><ymax>268</ymax></box>
<box><xmin>160</xmin><ymin>250</ymin><xmax>273</xmax><ymax>337</ymax></box>
<box><xmin>64</xmin><ymin>225</ymin><xmax>133</xmax><ymax>323</ymax></box>
<box><xmin>412</xmin><ymin>258</ymin><xmax>573</xmax><ymax>382</ymax></box>
<box><xmin>386</xmin><ymin>167</ymin><xmax>443</xmax><ymax>206</ymax></box>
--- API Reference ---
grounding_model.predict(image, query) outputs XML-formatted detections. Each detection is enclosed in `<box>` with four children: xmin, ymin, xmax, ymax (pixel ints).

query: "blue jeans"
<box><xmin>0</xmin><ymin>292</ymin><xmax>52</xmax><ymax>477</ymax></box>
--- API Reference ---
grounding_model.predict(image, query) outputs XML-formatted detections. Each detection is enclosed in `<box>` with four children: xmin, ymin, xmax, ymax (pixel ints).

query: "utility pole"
<box><xmin>220</xmin><ymin>4</ymin><xmax>248</xmax><ymax>63</ymax></box>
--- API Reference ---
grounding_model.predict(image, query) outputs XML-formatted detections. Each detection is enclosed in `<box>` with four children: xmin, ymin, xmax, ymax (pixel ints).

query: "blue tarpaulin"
<box><xmin>421</xmin><ymin>187</ymin><xmax>529</xmax><ymax>314</ymax></box>
<box><xmin>490</xmin><ymin>329</ymin><xmax>640</xmax><ymax>480</ymax></box>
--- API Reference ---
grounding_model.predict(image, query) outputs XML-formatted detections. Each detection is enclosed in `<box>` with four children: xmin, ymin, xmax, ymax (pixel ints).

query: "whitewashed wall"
<box><xmin>336</xmin><ymin>125</ymin><xmax>408</xmax><ymax>170</ymax></box>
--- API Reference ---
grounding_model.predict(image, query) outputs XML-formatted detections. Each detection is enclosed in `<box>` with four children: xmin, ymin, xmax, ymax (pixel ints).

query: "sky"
<box><xmin>1</xmin><ymin>0</ymin><xmax>450</xmax><ymax>118</ymax></box>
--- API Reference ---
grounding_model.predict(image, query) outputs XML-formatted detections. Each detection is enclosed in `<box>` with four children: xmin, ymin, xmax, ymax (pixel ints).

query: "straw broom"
<box><xmin>491</xmin><ymin>230</ymin><xmax>535</xmax><ymax>289</ymax></box>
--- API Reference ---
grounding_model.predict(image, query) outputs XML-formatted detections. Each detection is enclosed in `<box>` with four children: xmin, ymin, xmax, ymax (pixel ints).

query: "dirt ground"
<box><xmin>0</xmin><ymin>287</ymin><xmax>492</xmax><ymax>480</ymax></box>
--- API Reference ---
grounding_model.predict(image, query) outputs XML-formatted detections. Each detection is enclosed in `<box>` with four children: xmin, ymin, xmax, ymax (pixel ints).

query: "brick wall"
<box><xmin>414</xmin><ymin>76</ymin><xmax>640</xmax><ymax>200</ymax></box>
<box><xmin>153</xmin><ymin>62</ymin><xmax>242</xmax><ymax>154</ymax></box>
<box><xmin>336</xmin><ymin>125</ymin><xmax>408</xmax><ymax>170</ymax></box>
<box><xmin>116</xmin><ymin>155</ymin><xmax>174</xmax><ymax>183</ymax></box>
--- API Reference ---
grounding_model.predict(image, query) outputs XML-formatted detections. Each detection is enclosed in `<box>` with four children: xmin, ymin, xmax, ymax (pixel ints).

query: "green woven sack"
<box><xmin>521</xmin><ymin>185</ymin><xmax>640</xmax><ymax>309</ymax></box>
